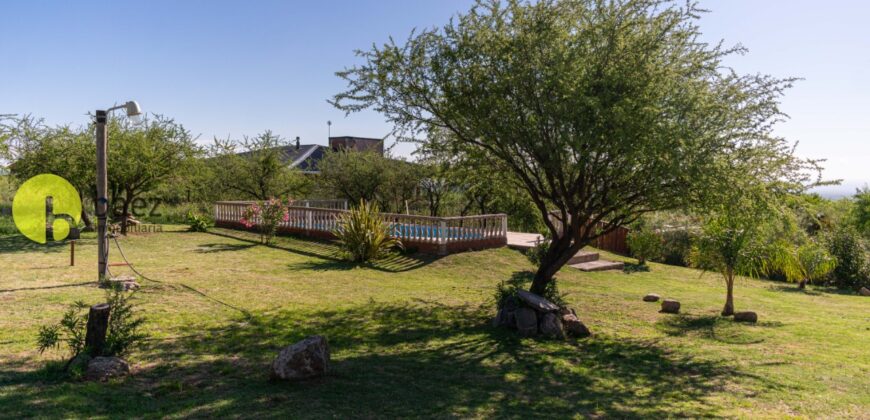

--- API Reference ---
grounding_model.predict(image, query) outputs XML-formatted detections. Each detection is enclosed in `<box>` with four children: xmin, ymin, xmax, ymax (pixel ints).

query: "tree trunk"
<box><xmin>80</xmin><ymin>209</ymin><xmax>93</xmax><ymax>231</ymax></box>
<box><xmin>721</xmin><ymin>271</ymin><xmax>735</xmax><ymax>316</ymax></box>
<box><xmin>530</xmin><ymin>233</ymin><xmax>585</xmax><ymax>295</ymax></box>
<box><xmin>798</xmin><ymin>279</ymin><xmax>807</xmax><ymax>290</ymax></box>
<box><xmin>84</xmin><ymin>303</ymin><xmax>111</xmax><ymax>357</ymax></box>
<box><xmin>120</xmin><ymin>196</ymin><xmax>131</xmax><ymax>235</ymax></box>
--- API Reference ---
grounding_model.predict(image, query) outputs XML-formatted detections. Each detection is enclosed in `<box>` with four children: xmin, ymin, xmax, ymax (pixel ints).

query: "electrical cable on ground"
<box><xmin>109</xmin><ymin>235</ymin><xmax>250</xmax><ymax>317</ymax></box>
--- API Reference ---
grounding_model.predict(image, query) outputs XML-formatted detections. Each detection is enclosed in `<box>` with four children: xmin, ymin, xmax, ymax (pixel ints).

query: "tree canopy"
<box><xmin>332</xmin><ymin>0</ymin><xmax>821</xmax><ymax>294</ymax></box>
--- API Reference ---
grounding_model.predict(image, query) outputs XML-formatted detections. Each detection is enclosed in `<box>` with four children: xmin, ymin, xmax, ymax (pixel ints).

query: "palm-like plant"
<box><xmin>773</xmin><ymin>241</ymin><xmax>837</xmax><ymax>290</ymax></box>
<box><xmin>333</xmin><ymin>199</ymin><xmax>402</xmax><ymax>262</ymax></box>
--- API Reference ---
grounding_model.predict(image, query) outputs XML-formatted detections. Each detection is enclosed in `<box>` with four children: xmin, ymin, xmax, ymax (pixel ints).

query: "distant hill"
<box><xmin>810</xmin><ymin>180</ymin><xmax>868</xmax><ymax>199</ymax></box>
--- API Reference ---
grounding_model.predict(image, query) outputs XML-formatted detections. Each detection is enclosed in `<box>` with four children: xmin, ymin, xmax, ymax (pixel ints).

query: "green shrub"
<box><xmin>37</xmin><ymin>286</ymin><xmax>146</xmax><ymax>368</ymax></box>
<box><xmin>0</xmin><ymin>215</ymin><xmax>17</xmax><ymax>235</ymax></box>
<box><xmin>627</xmin><ymin>229</ymin><xmax>662</xmax><ymax>265</ymax></box>
<box><xmin>657</xmin><ymin>228</ymin><xmax>694</xmax><ymax>266</ymax></box>
<box><xmin>825</xmin><ymin>227</ymin><xmax>869</xmax><ymax>290</ymax></box>
<box><xmin>334</xmin><ymin>199</ymin><xmax>402</xmax><ymax>262</ymax></box>
<box><xmin>240</xmin><ymin>198</ymin><xmax>289</xmax><ymax>244</ymax></box>
<box><xmin>186</xmin><ymin>211</ymin><xmax>211</xmax><ymax>232</ymax></box>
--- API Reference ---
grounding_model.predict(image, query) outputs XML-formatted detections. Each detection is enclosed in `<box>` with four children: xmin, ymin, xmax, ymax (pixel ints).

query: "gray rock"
<box><xmin>516</xmin><ymin>290</ymin><xmax>560</xmax><ymax>313</ymax></box>
<box><xmin>558</xmin><ymin>306</ymin><xmax>577</xmax><ymax>317</ymax></box>
<box><xmin>860</xmin><ymin>287</ymin><xmax>870</xmax><ymax>297</ymax></box>
<box><xmin>492</xmin><ymin>308</ymin><xmax>514</xmax><ymax>328</ymax></box>
<box><xmin>539</xmin><ymin>312</ymin><xmax>565</xmax><ymax>339</ymax></box>
<box><xmin>733</xmin><ymin>311</ymin><xmax>758</xmax><ymax>323</ymax></box>
<box><xmin>515</xmin><ymin>307</ymin><xmax>538</xmax><ymax>337</ymax></box>
<box><xmin>660</xmin><ymin>299</ymin><xmax>680</xmax><ymax>314</ymax></box>
<box><xmin>85</xmin><ymin>357</ymin><xmax>130</xmax><ymax>382</ymax></box>
<box><xmin>561</xmin><ymin>314</ymin><xmax>591</xmax><ymax>338</ymax></box>
<box><xmin>271</xmin><ymin>335</ymin><xmax>330</xmax><ymax>380</ymax></box>
<box><xmin>643</xmin><ymin>293</ymin><xmax>660</xmax><ymax>302</ymax></box>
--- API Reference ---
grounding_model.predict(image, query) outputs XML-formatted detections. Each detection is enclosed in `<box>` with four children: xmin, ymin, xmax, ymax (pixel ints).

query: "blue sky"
<box><xmin>1</xmin><ymin>0</ymin><xmax>867</xmax><ymax>195</ymax></box>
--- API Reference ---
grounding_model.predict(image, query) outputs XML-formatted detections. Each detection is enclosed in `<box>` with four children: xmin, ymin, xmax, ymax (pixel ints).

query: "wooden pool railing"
<box><xmin>213</xmin><ymin>201</ymin><xmax>508</xmax><ymax>255</ymax></box>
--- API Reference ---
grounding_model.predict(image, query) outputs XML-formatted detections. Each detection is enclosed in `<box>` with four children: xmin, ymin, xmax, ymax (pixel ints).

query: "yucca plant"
<box><xmin>333</xmin><ymin>199</ymin><xmax>402</xmax><ymax>262</ymax></box>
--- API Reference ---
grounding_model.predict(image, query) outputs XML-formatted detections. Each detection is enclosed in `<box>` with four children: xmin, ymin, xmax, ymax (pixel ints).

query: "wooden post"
<box><xmin>95</xmin><ymin>110</ymin><xmax>109</xmax><ymax>284</ymax></box>
<box><xmin>70</xmin><ymin>240</ymin><xmax>75</xmax><ymax>266</ymax></box>
<box><xmin>84</xmin><ymin>303</ymin><xmax>111</xmax><ymax>356</ymax></box>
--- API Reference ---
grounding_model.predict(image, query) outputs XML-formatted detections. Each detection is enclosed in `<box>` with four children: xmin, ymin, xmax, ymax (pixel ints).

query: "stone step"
<box><xmin>567</xmin><ymin>250</ymin><xmax>599</xmax><ymax>265</ymax></box>
<box><xmin>569</xmin><ymin>260</ymin><xmax>625</xmax><ymax>272</ymax></box>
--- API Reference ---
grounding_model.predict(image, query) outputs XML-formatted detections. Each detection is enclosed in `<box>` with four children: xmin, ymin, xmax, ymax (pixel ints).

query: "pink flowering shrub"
<box><xmin>240</xmin><ymin>198</ymin><xmax>290</xmax><ymax>244</ymax></box>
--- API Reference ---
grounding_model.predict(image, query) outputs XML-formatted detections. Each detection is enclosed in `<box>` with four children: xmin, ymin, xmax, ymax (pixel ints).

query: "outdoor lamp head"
<box><xmin>125</xmin><ymin>101</ymin><xmax>142</xmax><ymax>117</ymax></box>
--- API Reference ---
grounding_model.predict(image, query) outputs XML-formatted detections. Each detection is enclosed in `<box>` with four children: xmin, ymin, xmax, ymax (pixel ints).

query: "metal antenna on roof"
<box><xmin>327</xmin><ymin>120</ymin><xmax>332</xmax><ymax>140</ymax></box>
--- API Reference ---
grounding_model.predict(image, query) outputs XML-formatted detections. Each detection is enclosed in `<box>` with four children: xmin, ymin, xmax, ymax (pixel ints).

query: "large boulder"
<box><xmin>561</xmin><ymin>314</ymin><xmax>591</xmax><ymax>338</ymax></box>
<box><xmin>643</xmin><ymin>293</ymin><xmax>660</xmax><ymax>302</ymax></box>
<box><xmin>859</xmin><ymin>287</ymin><xmax>870</xmax><ymax>297</ymax></box>
<box><xmin>84</xmin><ymin>357</ymin><xmax>130</xmax><ymax>382</ymax></box>
<box><xmin>733</xmin><ymin>311</ymin><xmax>758</xmax><ymax>323</ymax></box>
<box><xmin>660</xmin><ymin>299</ymin><xmax>680</xmax><ymax>314</ymax></box>
<box><xmin>539</xmin><ymin>312</ymin><xmax>565</xmax><ymax>339</ymax></box>
<box><xmin>515</xmin><ymin>307</ymin><xmax>539</xmax><ymax>337</ymax></box>
<box><xmin>492</xmin><ymin>308</ymin><xmax>513</xmax><ymax>329</ymax></box>
<box><xmin>516</xmin><ymin>290</ymin><xmax>560</xmax><ymax>313</ymax></box>
<box><xmin>270</xmin><ymin>336</ymin><xmax>330</xmax><ymax>380</ymax></box>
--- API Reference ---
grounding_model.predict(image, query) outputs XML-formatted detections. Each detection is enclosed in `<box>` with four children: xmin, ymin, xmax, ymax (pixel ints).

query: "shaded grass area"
<box><xmin>0</xmin><ymin>226</ymin><xmax>868</xmax><ymax>418</ymax></box>
<box><xmin>1</xmin><ymin>302</ymin><xmax>744</xmax><ymax>418</ymax></box>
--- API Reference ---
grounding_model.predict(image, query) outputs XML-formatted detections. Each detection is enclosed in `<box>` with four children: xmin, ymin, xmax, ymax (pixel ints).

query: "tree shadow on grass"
<box><xmin>656</xmin><ymin>314</ymin><xmax>782</xmax><ymax>345</ymax></box>
<box><xmin>766</xmin><ymin>284</ymin><xmax>855</xmax><ymax>297</ymax></box>
<box><xmin>0</xmin><ymin>301</ymin><xmax>785</xmax><ymax>418</ymax></box>
<box><xmin>207</xmin><ymin>228</ymin><xmax>437</xmax><ymax>273</ymax></box>
<box><xmin>194</xmin><ymin>243</ymin><xmax>257</xmax><ymax>253</ymax></box>
<box><xmin>622</xmin><ymin>262</ymin><xmax>650</xmax><ymax>274</ymax></box>
<box><xmin>0</xmin><ymin>234</ymin><xmax>75</xmax><ymax>254</ymax></box>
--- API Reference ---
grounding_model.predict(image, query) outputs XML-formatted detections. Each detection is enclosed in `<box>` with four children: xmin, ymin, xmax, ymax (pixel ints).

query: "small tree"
<box><xmin>318</xmin><ymin>149</ymin><xmax>388</xmax><ymax>204</ymax></box>
<box><xmin>690</xmin><ymin>183</ymin><xmax>780</xmax><ymax>316</ymax></box>
<box><xmin>627</xmin><ymin>228</ymin><xmax>662</xmax><ymax>266</ymax></box>
<box><xmin>209</xmin><ymin>131</ymin><xmax>309</xmax><ymax>201</ymax></box>
<box><xmin>775</xmin><ymin>241</ymin><xmax>838</xmax><ymax>290</ymax></box>
<box><xmin>106</xmin><ymin>116</ymin><xmax>199</xmax><ymax>234</ymax></box>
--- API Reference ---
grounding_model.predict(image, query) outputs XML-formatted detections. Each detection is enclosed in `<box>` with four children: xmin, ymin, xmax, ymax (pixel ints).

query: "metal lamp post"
<box><xmin>95</xmin><ymin>101</ymin><xmax>141</xmax><ymax>284</ymax></box>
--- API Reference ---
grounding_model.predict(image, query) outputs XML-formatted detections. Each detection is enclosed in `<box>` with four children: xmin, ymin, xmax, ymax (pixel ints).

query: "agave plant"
<box><xmin>333</xmin><ymin>199</ymin><xmax>402</xmax><ymax>262</ymax></box>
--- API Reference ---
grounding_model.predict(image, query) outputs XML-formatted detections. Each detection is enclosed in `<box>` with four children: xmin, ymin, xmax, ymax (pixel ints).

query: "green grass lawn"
<box><xmin>0</xmin><ymin>225</ymin><xmax>867</xmax><ymax>418</ymax></box>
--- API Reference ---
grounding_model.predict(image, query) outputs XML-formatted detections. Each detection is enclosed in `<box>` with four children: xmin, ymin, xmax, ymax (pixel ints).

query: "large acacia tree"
<box><xmin>332</xmin><ymin>0</ymin><xmax>818</xmax><ymax>295</ymax></box>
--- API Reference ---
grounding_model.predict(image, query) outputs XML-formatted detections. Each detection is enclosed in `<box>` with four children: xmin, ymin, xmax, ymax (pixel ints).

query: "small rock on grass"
<box><xmin>733</xmin><ymin>311</ymin><xmax>758</xmax><ymax>323</ymax></box>
<box><xmin>271</xmin><ymin>336</ymin><xmax>330</xmax><ymax>380</ymax></box>
<box><xmin>561</xmin><ymin>314</ymin><xmax>591</xmax><ymax>338</ymax></box>
<box><xmin>85</xmin><ymin>357</ymin><xmax>130</xmax><ymax>382</ymax></box>
<box><xmin>859</xmin><ymin>287</ymin><xmax>870</xmax><ymax>297</ymax></box>
<box><xmin>660</xmin><ymin>299</ymin><xmax>680</xmax><ymax>314</ymax></box>
<box><xmin>643</xmin><ymin>293</ymin><xmax>660</xmax><ymax>302</ymax></box>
